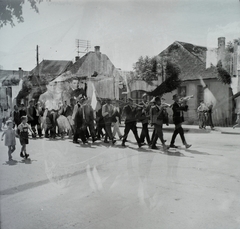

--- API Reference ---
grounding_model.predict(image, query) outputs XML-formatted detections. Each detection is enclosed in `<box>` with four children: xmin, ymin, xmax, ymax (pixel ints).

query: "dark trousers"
<box><xmin>151</xmin><ymin>124</ymin><xmax>165</xmax><ymax>146</ymax></box>
<box><xmin>48</xmin><ymin>111</ymin><xmax>57</xmax><ymax>138</ymax></box>
<box><xmin>151</xmin><ymin>128</ymin><xmax>156</xmax><ymax>143</ymax></box>
<box><xmin>104</xmin><ymin>123</ymin><xmax>113</xmax><ymax>140</ymax></box>
<box><xmin>73</xmin><ymin>126</ymin><xmax>87</xmax><ymax>143</ymax></box>
<box><xmin>207</xmin><ymin>112</ymin><xmax>214</xmax><ymax>128</ymax></box>
<box><xmin>122</xmin><ymin>121</ymin><xmax>141</xmax><ymax>145</ymax></box>
<box><xmin>140</xmin><ymin>122</ymin><xmax>150</xmax><ymax>144</ymax></box>
<box><xmin>96</xmin><ymin>122</ymin><xmax>105</xmax><ymax>138</ymax></box>
<box><xmin>85</xmin><ymin>121</ymin><xmax>96</xmax><ymax>140</ymax></box>
<box><xmin>170</xmin><ymin>124</ymin><xmax>186</xmax><ymax>145</ymax></box>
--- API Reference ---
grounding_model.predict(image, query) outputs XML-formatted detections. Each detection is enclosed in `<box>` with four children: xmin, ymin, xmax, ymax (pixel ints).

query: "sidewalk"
<box><xmin>120</xmin><ymin>123</ymin><xmax>240</xmax><ymax>135</ymax></box>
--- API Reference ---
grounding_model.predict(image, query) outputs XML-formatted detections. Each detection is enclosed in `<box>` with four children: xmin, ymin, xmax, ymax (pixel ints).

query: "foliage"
<box><xmin>16</xmin><ymin>76</ymin><xmax>33</xmax><ymax>102</ymax></box>
<box><xmin>133</xmin><ymin>56</ymin><xmax>159</xmax><ymax>83</ymax></box>
<box><xmin>2</xmin><ymin>77</ymin><xmax>19</xmax><ymax>86</ymax></box>
<box><xmin>0</xmin><ymin>0</ymin><xmax>47</xmax><ymax>28</ymax></box>
<box><xmin>226</xmin><ymin>41</ymin><xmax>234</xmax><ymax>53</ymax></box>
<box><xmin>216</xmin><ymin>60</ymin><xmax>232</xmax><ymax>85</ymax></box>
<box><xmin>226</xmin><ymin>38</ymin><xmax>240</xmax><ymax>53</ymax></box>
<box><xmin>147</xmin><ymin>61</ymin><xmax>182</xmax><ymax>96</ymax></box>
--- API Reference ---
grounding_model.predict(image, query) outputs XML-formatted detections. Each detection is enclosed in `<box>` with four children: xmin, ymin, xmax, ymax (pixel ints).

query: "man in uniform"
<box><xmin>149</xmin><ymin>97</ymin><xmax>167</xmax><ymax>151</ymax></box>
<box><xmin>169</xmin><ymin>94</ymin><xmax>191</xmax><ymax>149</ymax></box>
<box><xmin>121</xmin><ymin>98</ymin><xmax>145</xmax><ymax>148</ymax></box>
<box><xmin>139</xmin><ymin>93</ymin><xmax>151</xmax><ymax>145</ymax></box>
<box><xmin>102</xmin><ymin>98</ymin><xmax>116</xmax><ymax>144</ymax></box>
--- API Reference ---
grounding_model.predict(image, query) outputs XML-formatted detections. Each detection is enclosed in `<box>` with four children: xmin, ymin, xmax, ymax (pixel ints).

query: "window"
<box><xmin>178</xmin><ymin>86</ymin><xmax>186</xmax><ymax>97</ymax></box>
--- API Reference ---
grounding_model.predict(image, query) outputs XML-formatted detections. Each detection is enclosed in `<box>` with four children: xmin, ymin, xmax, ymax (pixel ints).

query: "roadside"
<box><xmin>120</xmin><ymin>123</ymin><xmax>240</xmax><ymax>135</ymax></box>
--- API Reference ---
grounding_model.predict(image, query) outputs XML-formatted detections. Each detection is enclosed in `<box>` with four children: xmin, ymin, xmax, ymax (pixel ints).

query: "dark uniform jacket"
<box><xmin>82</xmin><ymin>104</ymin><xmax>94</xmax><ymax>123</ymax></box>
<box><xmin>74</xmin><ymin>107</ymin><xmax>84</xmax><ymax>129</ymax></box>
<box><xmin>138</xmin><ymin>101</ymin><xmax>150</xmax><ymax>124</ymax></box>
<box><xmin>150</xmin><ymin>105</ymin><xmax>164</xmax><ymax>125</ymax></box>
<box><xmin>123</xmin><ymin>105</ymin><xmax>137</xmax><ymax>124</ymax></box>
<box><xmin>172</xmin><ymin>102</ymin><xmax>188</xmax><ymax>125</ymax></box>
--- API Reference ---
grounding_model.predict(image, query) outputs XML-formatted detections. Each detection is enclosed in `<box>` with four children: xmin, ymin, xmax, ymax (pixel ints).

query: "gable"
<box><xmin>158</xmin><ymin>42</ymin><xmax>218</xmax><ymax>81</ymax></box>
<box><xmin>68</xmin><ymin>52</ymin><xmax>123</xmax><ymax>80</ymax></box>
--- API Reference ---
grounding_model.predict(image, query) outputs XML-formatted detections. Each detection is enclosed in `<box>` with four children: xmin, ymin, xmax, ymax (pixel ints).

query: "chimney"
<box><xmin>19</xmin><ymin>67</ymin><xmax>23</xmax><ymax>80</ymax></box>
<box><xmin>75</xmin><ymin>56</ymin><xmax>80</xmax><ymax>62</ymax></box>
<box><xmin>218</xmin><ymin>37</ymin><xmax>225</xmax><ymax>49</ymax></box>
<box><xmin>94</xmin><ymin>46</ymin><xmax>100</xmax><ymax>53</ymax></box>
<box><xmin>233</xmin><ymin>39</ymin><xmax>239</xmax><ymax>76</ymax></box>
<box><xmin>217</xmin><ymin>37</ymin><xmax>226</xmax><ymax>66</ymax></box>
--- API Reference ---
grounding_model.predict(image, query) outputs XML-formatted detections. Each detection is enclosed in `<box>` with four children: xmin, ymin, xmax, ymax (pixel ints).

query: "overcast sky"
<box><xmin>0</xmin><ymin>0</ymin><xmax>239</xmax><ymax>71</ymax></box>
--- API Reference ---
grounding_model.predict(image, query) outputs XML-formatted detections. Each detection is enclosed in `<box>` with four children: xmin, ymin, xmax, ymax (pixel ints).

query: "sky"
<box><xmin>0</xmin><ymin>0</ymin><xmax>239</xmax><ymax>71</ymax></box>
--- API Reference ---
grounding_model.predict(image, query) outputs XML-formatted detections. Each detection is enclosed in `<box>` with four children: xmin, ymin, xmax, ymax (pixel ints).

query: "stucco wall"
<box><xmin>160</xmin><ymin>79</ymin><xmax>232</xmax><ymax>126</ymax></box>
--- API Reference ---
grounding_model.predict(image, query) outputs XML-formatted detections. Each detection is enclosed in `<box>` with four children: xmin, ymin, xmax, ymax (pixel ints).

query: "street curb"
<box><xmin>221</xmin><ymin>131</ymin><xmax>240</xmax><ymax>135</ymax></box>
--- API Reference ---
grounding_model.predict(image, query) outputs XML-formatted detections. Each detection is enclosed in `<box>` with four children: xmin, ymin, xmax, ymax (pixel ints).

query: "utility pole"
<box><xmin>36</xmin><ymin>45</ymin><xmax>39</xmax><ymax>66</ymax></box>
<box><xmin>36</xmin><ymin>45</ymin><xmax>40</xmax><ymax>77</ymax></box>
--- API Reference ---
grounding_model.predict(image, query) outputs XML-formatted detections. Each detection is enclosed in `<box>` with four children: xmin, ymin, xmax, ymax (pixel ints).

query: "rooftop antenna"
<box><xmin>75</xmin><ymin>39</ymin><xmax>91</xmax><ymax>57</ymax></box>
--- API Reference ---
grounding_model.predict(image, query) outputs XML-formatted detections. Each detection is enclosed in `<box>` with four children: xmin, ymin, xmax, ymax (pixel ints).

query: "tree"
<box><xmin>216</xmin><ymin>60</ymin><xmax>232</xmax><ymax>85</ymax></box>
<box><xmin>147</xmin><ymin>60</ymin><xmax>182</xmax><ymax>97</ymax></box>
<box><xmin>0</xmin><ymin>0</ymin><xmax>47</xmax><ymax>28</ymax></box>
<box><xmin>226</xmin><ymin>41</ymin><xmax>234</xmax><ymax>53</ymax></box>
<box><xmin>133</xmin><ymin>56</ymin><xmax>160</xmax><ymax>83</ymax></box>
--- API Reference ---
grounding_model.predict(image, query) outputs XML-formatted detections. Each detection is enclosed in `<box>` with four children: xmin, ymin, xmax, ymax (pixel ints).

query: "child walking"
<box><xmin>1</xmin><ymin>120</ymin><xmax>16</xmax><ymax>161</ymax></box>
<box><xmin>18</xmin><ymin>116</ymin><xmax>34</xmax><ymax>159</ymax></box>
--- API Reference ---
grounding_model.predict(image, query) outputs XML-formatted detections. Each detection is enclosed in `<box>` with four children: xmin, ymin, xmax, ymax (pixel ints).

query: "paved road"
<box><xmin>1</xmin><ymin>128</ymin><xmax>240</xmax><ymax>229</ymax></box>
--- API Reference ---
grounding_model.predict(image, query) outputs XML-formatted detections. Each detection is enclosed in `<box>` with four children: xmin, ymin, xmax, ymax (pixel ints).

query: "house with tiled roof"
<box><xmin>54</xmin><ymin>46</ymin><xmax>123</xmax><ymax>100</ymax></box>
<box><xmin>18</xmin><ymin>59</ymin><xmax>73</xmax><ymax>103</ymax></box>
<box><xmin>0</xmin><ymin>68</ymin><xmax>29</xmax><ymax>115</ymax></box>
<box><xmin>155</xmin><ymin>38</ymin><xmax>234</xmax><ymax>126</ymax></box>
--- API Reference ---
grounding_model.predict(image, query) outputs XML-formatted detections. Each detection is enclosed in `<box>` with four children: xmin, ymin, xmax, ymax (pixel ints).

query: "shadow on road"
<box><xmin>2</xmin><ymin>160</ymin><xmax>18</xmax><ymax>166</ymax></box>
<box><xmin>18</xmin><ymin>158</ymin><xmax>37</xmax><ymax>164</ymax></box>
<box><xmin>185</xmin><ymin>148</ymin><xmax>210</xmax><ymax>155</ymax></box>
<box><xmin>163</xmin><ymin>150</ymin><xmax>186</xmax><ymax>157</ymax></box>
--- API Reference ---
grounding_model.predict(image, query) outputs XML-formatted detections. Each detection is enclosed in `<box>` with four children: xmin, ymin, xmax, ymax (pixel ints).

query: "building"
<box><xmin>0</xmin><ymin>68</ymin><xmax>29</xmax><ymax>115</ymax></box>
<box><xmin>126</xmin><ymin>38</ymin><xmax>237</xmax><ymax>126</ymax></box>
<box><xmin>117</xmin><ymin>70</ymin><xmax>156</xmax><ymax>104</ymax></box>
<box><xmin>19</xmin><ymin>59</ymin><xmax>73</xmax><ymax>103</ymax></box>
<box><xmin>54</xmin><ymin>46</ymin><xmax>123</xmax><ymax>100</ymax></box>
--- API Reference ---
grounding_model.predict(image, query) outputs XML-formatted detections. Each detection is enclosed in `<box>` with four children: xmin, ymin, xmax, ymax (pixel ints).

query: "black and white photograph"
<box><xmin>0</xmin><ymin>0</ymin><xmax>240</xmax><ymax>228</ymax></box>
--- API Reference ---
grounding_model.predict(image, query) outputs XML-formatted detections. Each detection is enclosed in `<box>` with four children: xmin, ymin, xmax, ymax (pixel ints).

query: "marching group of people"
<box><xmin>1</xmin><ymin>90</ymin><xmax>194</xmax><ymax>161</ymax></box>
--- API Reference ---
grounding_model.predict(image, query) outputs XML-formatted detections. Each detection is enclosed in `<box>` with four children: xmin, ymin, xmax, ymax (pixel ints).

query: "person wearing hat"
<box><xmin>102</xmin><ymin>98</ymin><xmax>116</xmax><ymax>144</ymax></box>
<box><xmin>149</xmin><ymin>96</ymin><xmax>167</xmax><ymax>150</ymax></box>
<box><xmin>73</xmin><ymin>100</ymin><xmax>88</xmax><ymax>144</ymax></box>
<box><xmin>138</xmin><ymin>93</ymin><xmax>151</xmax><ymax>145</ymax></box>
<box><xmin>169</xmin><ymin>94</ymin><xmax>191</xmax><ymax>149</ymax></box>
<box><xmin>72</xmin><ymin>96</ymin><xmax>85</xmax><ymax>143</ymax></box>
<box><xmin>81</xmin><ymin>97</ymin><xmax>97</xmax><ymax>143</ymax></box>
<box><xmin>27</xmin><ymin>99</ymin><xmax>37</xmax><ymax>138</ymax></box>
<box><xmin>121</xmin><ymin>98</ymin><xmax>144</xmax><ymax>148</ymax></box>
<box><xmin>19</xmin><ymin>103</ymin><xmax>27</xmax><ymax>118</ymax></box>
<box><xmin>12</xmin><ymin>105</ymin><xmax>21</xmax><ymax>128</ymax></box>
<box><xmin>96</xmin><ymin>100</ymin><xmax>106</xmax><ymax>140</ymax></box>
<box><xmin>35</xmin><ymin>101</ymin><xmax>43</xmax><ymax>138</ymax></box>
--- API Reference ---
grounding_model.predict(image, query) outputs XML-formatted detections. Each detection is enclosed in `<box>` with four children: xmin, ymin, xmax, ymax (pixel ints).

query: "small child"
<box><xmin>18</xmin><ymin>116</ymin><xmax>34</xmax><ymax>159</ymax></box>
<box><xmin>1</xmin><ymin>120</ymin><xmax>16</xmax><ymax>161</ymax></box>
<box><xmin>233</xmin><ymin>111</ymin><xmax>240</xmax><ymax>129</ymax></box>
